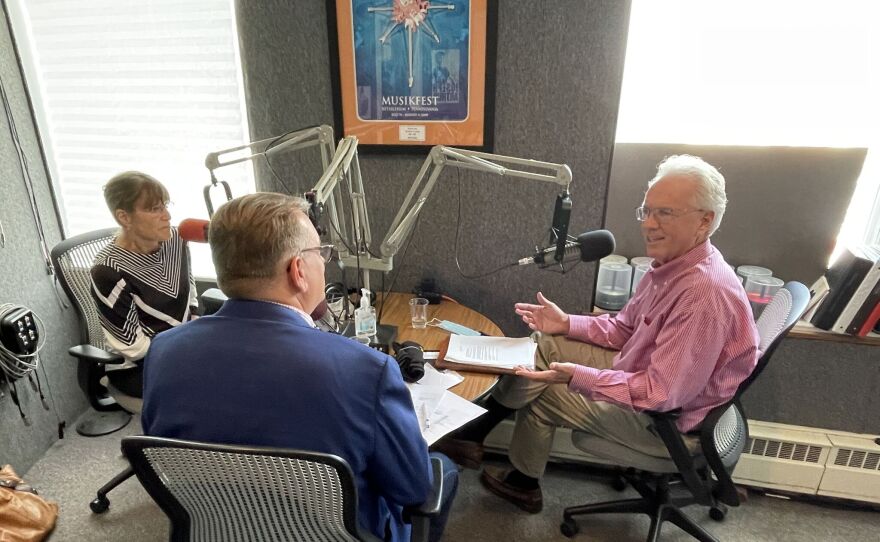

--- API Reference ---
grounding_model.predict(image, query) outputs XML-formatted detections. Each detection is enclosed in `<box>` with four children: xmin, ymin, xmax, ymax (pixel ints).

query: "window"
<box><xmin>8</xmin><ymin>0</ymin><xmax>252</xmax><ymax>278</ymax></box>
<box><xmin>616</xmin><ymin>0</ymin><xmax>879</xmax><ymax>258</ymax></box>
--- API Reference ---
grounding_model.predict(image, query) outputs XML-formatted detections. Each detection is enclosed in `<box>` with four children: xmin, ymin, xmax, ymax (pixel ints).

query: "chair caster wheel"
<box><xmin>611</xmin><ymin>474</ymin><xmax>628</xmax><ymax>491</ymax></box>
<box><xmin>560</xmin><ymin>518</ymin><xmax>579</xmax><ymax>538</ymax></box>
<box><xmin>709</xmin><ymin>504</ymin><xmax>727</xmax><ymax>521</ymax></box>
<box><xmin>90</xmin><ymin>496</ymin><xmax>110</xmax><ymax>514</ymax></box>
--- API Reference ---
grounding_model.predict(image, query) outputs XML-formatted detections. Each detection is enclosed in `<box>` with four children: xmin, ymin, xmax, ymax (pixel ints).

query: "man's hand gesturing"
<box><xmin>514</xmin><ymin>291</ymin><xmax>569</xmax><ymax>335</ymax></box>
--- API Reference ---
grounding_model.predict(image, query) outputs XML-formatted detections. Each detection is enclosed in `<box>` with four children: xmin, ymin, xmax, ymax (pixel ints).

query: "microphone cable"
<box><xmin>453</xmin><ymin>168</ymin><xmax>516</xmax><ymax>279</ymax></box>
<box><xmin>378</xmin><ymin>210</ymin><xmax>425</xmax><ymax>325</ymax></box>
<box><xmin>0</xmin><ymin>76</ymin><xmax>54</xmax><ymax>278</ymax></box>
<box><xmin>261</xmin><ymin>128</ymin><xmax>302</xmax><ymax>196</ymax></box>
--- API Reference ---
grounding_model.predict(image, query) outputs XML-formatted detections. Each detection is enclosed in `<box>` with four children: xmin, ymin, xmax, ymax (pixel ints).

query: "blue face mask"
<box><xmin>428</xmin><ymin>319</ymin><xmax>481</xmax><ymax>336</ymax></box>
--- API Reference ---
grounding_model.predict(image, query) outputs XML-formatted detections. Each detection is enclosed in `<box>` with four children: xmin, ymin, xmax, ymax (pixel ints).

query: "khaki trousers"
<box><xmin>491</xmin><ymin>333</ymin><xmax>681</xmax><ymax>479</ymax></box>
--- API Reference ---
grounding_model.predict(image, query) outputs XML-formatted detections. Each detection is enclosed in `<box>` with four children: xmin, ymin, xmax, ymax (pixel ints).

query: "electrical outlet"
<box><xmin>1</xmin><ymin>307</ymin><xmax>38</xmax><ymax>355</ymax></box>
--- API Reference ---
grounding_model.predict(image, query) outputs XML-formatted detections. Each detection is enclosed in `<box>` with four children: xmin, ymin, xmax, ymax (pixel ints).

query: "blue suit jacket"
<box><xmin>141</xmin><ymin>299</ymin><xmax>432</xmax><ymax>541</ymax></box>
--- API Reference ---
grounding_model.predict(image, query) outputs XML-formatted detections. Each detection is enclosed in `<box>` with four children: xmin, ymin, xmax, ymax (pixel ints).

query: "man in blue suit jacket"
<box><xmin>142</xmin><ymin>192</ymin><xmax>457</xmax><ymax>541</ymax></box>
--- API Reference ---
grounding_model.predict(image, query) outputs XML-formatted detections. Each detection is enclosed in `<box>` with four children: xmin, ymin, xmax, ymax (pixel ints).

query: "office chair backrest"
<box><xmin>122</xmin><ymin>436</ymin><xmax>371</xmax><ymax>542</ymax></box>
<box><xmin>738</xmin><ymin>281</ymin><xmax>810</xmax><ymax>397</ymax></box>
<box><xmin>50</xmin><ymin>228</ymin><xmax>119</xmax><ymax>348</ymax></box>
<box><xmin>697</xmin><ymin>281</ymin><xmax>810</xmax><ymax>505</ymax></box>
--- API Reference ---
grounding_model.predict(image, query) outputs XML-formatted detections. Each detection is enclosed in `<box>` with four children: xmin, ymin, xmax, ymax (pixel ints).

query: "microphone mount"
<box><xmin>205</xmin><ymin>125</ymin><xmax>578</xmax><ymax>288</ymax></box>
<box><xmin>520</xmin><ymin>237</ymin><xmax>582</xmax><ymax>267</ymax></box>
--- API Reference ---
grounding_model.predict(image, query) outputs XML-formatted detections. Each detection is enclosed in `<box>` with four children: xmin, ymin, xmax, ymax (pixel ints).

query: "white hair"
<box><xmin>649</xmin><ymin>154</ymin><xmax>727</xmax><ymax>235</ymax></box>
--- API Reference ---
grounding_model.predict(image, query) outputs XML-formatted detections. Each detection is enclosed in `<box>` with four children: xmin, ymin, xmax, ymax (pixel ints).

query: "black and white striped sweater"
<box><xmin>90</xmin><ymin>228</ymin><xmax>196</xmax><ymax>368</ymax></box>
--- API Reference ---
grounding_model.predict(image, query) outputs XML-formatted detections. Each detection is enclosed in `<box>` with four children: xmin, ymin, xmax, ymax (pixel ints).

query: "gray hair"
<box><xmin>209</xmin><ymin>192</ymin><xmax>311</xmax><ymax>297</ymax></box>
<box><xmin>649</xmin><ymin>154</ymin><xmax>727</xmax><ymax>235</ymax></box>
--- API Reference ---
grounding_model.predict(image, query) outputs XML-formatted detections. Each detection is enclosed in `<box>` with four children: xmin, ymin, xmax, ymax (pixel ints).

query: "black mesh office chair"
<box><xmin>51</xmin><ymin>228</ymin><xmax>138</xmax><ymax>435</ymax></box>
<box><xmin>561</xmin><ymin>281</ymin><xmax>810</xmax><ymax>542</ymax></box>
<box><xmin>51</xmin><ymin>228</ymin><xmax>143</xmax><ymax>514</ymax></box>
<box><xmin>122</xmin><ymin>436</ymin><xmax>443</xmax><ymax>542</ymax></box>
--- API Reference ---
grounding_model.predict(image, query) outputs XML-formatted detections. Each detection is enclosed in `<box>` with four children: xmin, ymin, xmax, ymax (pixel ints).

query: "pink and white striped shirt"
<box><xmin>568</xmin><ymin>241</ymin><xmax>759</xmax><ymax>432</ymax></box>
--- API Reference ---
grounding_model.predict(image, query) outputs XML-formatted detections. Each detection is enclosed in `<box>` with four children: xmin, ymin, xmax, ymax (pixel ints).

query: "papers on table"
<box><xmin>406</xmin><ymin>364</ymin><xmax>485</xmax><ymax>445</ymax></box>
<box><xmin>408</xmin><ymin>386</ymin><xmax>486</xmax><ymax>445</ymax></box>
<box><xmin>445</xmin><ymin>335</ymin><xmax>537</xmax><ymax>371</ymax></box>
<box><xmin>415</xmin><ymin>362</ymin><xmax>463</xmax><ymax>389</ymax></box>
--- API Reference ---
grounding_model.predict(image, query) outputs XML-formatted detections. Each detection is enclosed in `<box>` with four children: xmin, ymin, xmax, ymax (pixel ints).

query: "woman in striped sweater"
<box><xmin>90</xmin><ymin>171</ymin><xmax>197</xmax><ymax>398</ymax></box>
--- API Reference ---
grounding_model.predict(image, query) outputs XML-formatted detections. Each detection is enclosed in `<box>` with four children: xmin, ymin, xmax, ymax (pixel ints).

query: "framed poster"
<box><xmin>329</xmin><ymin>0</ymin><xmax>496</xmax><ymax>151</ymax></box>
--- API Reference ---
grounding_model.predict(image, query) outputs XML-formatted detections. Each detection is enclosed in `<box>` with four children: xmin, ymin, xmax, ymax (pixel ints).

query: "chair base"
<box><xmin>76</xmin><ymin>409</ymin><xmax>131</xmax><ymax>437</ymax></box>
<box><xmin>90</xmin><ymin>465</ymin><xmax>135</xmax><ymax>514</ymax></box>
<box><xmin>562</xmin><ymin>474</ymin><xmax>720</xmax><ymax>542</ymax></box>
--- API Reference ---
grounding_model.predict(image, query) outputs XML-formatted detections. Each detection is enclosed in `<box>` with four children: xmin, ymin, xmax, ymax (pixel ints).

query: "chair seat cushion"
<box><xmin>570</xmin><ymin>431</ymin><xmax>682</xmax><ymax>473</ymax></box>
<box><xmin>100</xmin><ymin>377</ymin><xmax>144</xmax><ymax>414</ymax></box>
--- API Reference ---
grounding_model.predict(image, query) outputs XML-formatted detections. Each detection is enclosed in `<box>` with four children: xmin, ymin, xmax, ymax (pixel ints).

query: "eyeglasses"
<box><xmin>300</xmin><ymin>244</ymin><xmax>335</xmax><ymax>263</ymax></box>
<box><xmin>635</xmin><ymin>206</ymin><xmax>704</xmax><ymax>224</ymax></box>
<box><xmin>141</xmin><ymin>201</ymin><xmax>173</xmax><ymax>215</ymax></box>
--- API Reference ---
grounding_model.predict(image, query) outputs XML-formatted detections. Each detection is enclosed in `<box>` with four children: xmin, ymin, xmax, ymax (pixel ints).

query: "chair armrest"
<box><xmin>69</xmin><ymin>344</ymin><xmax>125</xmax><ymax>365</ymax></box>
<box><xmin>404</xmin><ymin>456</ymin><xmax>443</xmax><ymax>520</ymax></box>
<box><xmin>646</xmin><ymin>409</ymin><xmax>713</xmax><ymax>505</ymax></box>
<box><xmin>402</xmin><ymin>456</ymin><xmax>442</xmax><ymax>542</ymax></box>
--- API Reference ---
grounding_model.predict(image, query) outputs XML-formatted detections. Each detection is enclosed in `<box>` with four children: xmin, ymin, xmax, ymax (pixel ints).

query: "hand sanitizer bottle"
<box><xmin>355</xmin><ymin>288</ymin><xmax>377</xmax><ymax>338</ymax></box>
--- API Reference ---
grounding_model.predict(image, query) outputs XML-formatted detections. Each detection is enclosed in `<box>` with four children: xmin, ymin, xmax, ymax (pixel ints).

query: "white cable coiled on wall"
<box><xmin>0</xmin><ymin>303</ymin><xmax>46</xmax><ymax>380</ymax></box>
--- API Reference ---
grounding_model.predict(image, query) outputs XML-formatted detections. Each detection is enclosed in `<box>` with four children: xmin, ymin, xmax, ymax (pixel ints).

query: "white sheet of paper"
<box><xmin>445</xmin><ymin>335</ymin><xmax>537</xmax><ymax>370</ymax></box>
<box><xmin>408</xmin><ymin>386</ymin><xmax>444</xmax><ymax>430</ymax></box>
<box><xmin>407</xmin><ymin>385</ymin><xmax>486</xmax><ymax>445</ymax></box>
<box><xmin>411</xmin><ymin>363</ymin><xmax>463</xmax><ymax>390</ymax></box>
<box><xmin>421</xmin><ymin>391</ymin><xmax>486</xmax><ymax>445</ymax></box>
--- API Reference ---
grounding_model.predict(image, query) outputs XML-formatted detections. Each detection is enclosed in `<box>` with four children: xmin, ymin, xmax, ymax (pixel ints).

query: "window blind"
<box><xmin>10</xmin><ymin>0</ymin><xmax>251</xmax><ymax>277</ymax></box>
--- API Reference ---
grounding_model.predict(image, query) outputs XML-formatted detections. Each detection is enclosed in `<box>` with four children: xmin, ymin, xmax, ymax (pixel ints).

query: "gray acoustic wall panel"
<box><xmin>0</xmin><ymin>7</ymin><xmax>88</xmax><ymax>472</ymax></box>
<box><xmin>742</xmin><ymin>338</ymin><xmax>880</xmax><ymax>435</ymax></box>
<box><xmin>236</xmin><ymin>0</ymin><xmax>631</xmax><ymax>334</ymax></box>
<box><xmin>606</xmin><ymin>144</ymin><xmax>867</xmax><ymax>285</ymax></box>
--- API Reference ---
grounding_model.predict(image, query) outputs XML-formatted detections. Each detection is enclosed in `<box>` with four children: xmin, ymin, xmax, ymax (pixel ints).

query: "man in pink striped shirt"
<box><xmin>434</xmin><ymin>155</ymin><xmax>759</xmax><ymax>514</ymax></box>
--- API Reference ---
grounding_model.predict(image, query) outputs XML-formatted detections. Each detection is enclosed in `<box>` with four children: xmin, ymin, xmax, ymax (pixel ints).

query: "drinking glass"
<box><xmin>409</xmin><ymin>297</ymin><xmax>429</xmax><ymax>329</ymax></box>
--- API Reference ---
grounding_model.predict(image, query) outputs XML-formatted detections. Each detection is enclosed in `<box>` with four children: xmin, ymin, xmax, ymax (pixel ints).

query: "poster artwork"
<box><xmin>352</xmin><ymin>0</ymin><xmax>470</xmax><ymax>123</ymax></box>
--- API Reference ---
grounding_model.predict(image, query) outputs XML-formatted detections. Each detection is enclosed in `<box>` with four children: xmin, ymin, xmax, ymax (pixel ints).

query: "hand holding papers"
<box><xmin>513</xmin><ymin>361</ymin><xmax>578</xmax><ymax>384</ymax></box>
<box><xmin>436</xmin><ymin>335</ymin><xmax>537</xmax><ymax>374</ymax></box>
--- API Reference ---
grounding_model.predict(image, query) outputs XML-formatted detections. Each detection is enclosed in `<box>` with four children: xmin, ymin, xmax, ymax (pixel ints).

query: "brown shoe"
<box><xmin>480</xmin><ymin>466</ymin><xmax>543</xmax><ymax>513</ymax></box>
<box><xmin>430</xmin><ymin>437</ymin><xmax>484</xmax><ymax>469</ymax></box>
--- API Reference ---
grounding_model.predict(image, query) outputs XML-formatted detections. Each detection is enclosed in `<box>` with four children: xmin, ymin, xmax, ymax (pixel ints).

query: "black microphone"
<box><xmin>518</xmin><ymin>230</ymin><xmax>616</xmax><ymax>266</ymax></box>
<box><xmin>549</xmin><ymin>191</ymin><xmax>572</xmax><ymax>264</ymax></box>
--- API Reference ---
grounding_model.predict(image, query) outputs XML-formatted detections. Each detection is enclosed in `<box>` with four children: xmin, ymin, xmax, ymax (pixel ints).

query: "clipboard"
<box><xmin>433</xmin><ymin>337</ymin><xmax>520</xmax><ymax>375</ymax></box>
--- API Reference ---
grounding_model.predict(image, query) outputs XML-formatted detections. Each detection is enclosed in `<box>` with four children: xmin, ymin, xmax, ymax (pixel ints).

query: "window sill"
<box><xmin>788</xmin><ymin>321</ymin><xmax>880</xmax><ymax>347</ymax></box>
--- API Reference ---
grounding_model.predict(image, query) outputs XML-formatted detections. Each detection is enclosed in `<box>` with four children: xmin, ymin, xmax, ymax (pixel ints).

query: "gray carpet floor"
<box><xmin>23</xmin><ymin>410</ymin><xmax>880</xmax><ymax>541</ymax></box>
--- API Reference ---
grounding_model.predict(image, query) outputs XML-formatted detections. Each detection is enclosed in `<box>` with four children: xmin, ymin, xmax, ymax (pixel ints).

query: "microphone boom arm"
<box><xmin>380</xmin><ymin>145</ymin><xmax>573</xmax><ymax>260</ymax></box>
<box><xmin>205</xmin><ymin>127</ymin><xmax>576</xmax><ymax>283</ymax></box>
<box><xmin>203</xmin><ymin>125</ymin><xmax>336</xmax><ymax>216</ymax></box>
<box><xmin>308</xmin><ymin>135</ymin><xmax>378</xmax><ymax>271</ymax></box>
<box><xmin>204</xmin><ymin>124</ymin><xmax>335</xmax><ymax>174</ymax></box>
<box><xmin>204</xmin><ymin>125</ymin><xmax>381</xmax><ymax>276</ymax></box>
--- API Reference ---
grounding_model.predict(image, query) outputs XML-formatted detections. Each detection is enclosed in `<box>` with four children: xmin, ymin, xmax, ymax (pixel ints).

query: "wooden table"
<box><xmin>378</xmin><ymin>292</ymin><xmax>502</xmax><ymax>401</ymax></box>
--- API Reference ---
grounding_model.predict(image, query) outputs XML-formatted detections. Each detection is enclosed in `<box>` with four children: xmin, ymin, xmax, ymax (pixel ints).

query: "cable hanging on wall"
<box><xmin>0</xmin><ymin>75</ymin><xmax>55</xmax><ymax>277</ymax></box>
<box><xmin>1</xmin><ymin>75</ymin><xmax>69</xmax><ymax>310</ymax></box>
